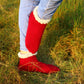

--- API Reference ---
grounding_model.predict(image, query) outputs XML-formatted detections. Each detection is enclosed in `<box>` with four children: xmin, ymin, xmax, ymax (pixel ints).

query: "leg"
<box><xmin>19</xmin><ymin>0</ymin><xmax>40</xmax><ymax>51</ymax></box>
<box><xmin>37</xmin><ymin>0</ymin><xmax>63</xmax><ymax>19</ymax></box>
<box><xmin>25</xmin><ymin>0</ymin><xmax>63</xmax><ymax>53</ymax></box>
<box><xmin>18</xmin><ymin>0</ymin><xmax>63</xmax><ymax>73</ymax></box>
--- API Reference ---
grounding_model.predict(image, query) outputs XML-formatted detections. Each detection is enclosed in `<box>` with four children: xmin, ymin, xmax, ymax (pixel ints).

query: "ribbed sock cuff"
<box><xmin>18</xmin><ymin>51</ymin><xmax>37</xmax><ymax>58</ymax></box>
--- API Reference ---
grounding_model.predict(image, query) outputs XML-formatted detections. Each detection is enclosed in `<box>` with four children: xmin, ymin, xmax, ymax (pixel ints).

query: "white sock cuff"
<box><xmin>33</xmin><ymin>6</ymin><xmax>51</xmax><ymax>24</ymax></box>
<box><xmin>18</xmin><ymin>51</ymin><xmax>37</xmax><ymax>58</ymax></box>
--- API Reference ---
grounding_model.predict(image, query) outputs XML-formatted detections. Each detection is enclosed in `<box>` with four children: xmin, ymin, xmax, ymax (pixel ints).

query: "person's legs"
<box><xmin>19</xmin><ymin>0</ymin><xmax>40</xmax><ymax>51</ymax></box>
<box><xmin>18</xmin><ymin>0</ymin><xmax>63</xmax><ymax>73</ymax></box>
<box><xmin>25</xmin><ymin>0</ymin><xmax>63</xmax><ymax>54</ymax></box>
<box><xmin>37</xmin><ymin>0</ymin><xmax>63</xmax><ymax>19</ymax></box>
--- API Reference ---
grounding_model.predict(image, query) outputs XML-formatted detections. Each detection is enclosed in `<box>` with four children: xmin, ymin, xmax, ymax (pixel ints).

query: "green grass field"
<box><xmin>0</xmin><ymin>0</ymin><xmax>84</xmax><ymax>84</ymax></box>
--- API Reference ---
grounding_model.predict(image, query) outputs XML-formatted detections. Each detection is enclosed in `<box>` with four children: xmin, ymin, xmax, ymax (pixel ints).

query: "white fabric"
<box><xmin>18</xmin><ymin>51</ymin><xmax>37</xmax><ymax>58</ymax></box>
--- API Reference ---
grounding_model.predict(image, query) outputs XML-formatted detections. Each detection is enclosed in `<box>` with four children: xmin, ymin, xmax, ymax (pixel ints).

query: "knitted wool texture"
<box><xmin>18</xmin><ymin>8</ymin><xmax>60</xmax><ymax>73</ymax></box>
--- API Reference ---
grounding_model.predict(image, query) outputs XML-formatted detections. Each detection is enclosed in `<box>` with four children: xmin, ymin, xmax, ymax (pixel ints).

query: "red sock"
<box><xmin>18</xmin><ymin>6</ymin><xmax>60</xmax><ymax>73</ymax></box>
<box><xmin>25</xmin><ymin>11</ymin><xmax>47</xmax><ymax>53</ymax></box>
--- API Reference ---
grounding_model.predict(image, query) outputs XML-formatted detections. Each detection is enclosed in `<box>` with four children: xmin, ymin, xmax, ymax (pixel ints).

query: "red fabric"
<box><xmin>19</xmin><ymin>11</ymin><xmax>60</xmax><ymax>73</ymax></box>
<box><xmin>25</xmin><ymin>12</ymin><xmax>47</xmax><ymax>54</ymax></box>
<box><xmin>18</xmin><ymin>56</ymin><xmax>60</xmax><ymax>73</ymax></box>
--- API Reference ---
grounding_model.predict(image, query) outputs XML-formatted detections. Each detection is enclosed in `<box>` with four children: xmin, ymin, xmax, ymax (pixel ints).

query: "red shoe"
<box><xmin>18</xmin><ymin>55</ymin><xmax>60</xmax><ymax>74</ymax></box>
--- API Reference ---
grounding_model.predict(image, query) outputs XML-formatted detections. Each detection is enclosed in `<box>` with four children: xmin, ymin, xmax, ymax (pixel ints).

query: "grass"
<box><xmin>0</xmin><ymin>0</ymin><xmax>84</xmax><ymax>84</ymax></box>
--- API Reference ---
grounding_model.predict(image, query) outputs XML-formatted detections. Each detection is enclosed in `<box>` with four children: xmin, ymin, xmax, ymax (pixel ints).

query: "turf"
<box><xmin>0</xmin><ymin>0</ymin><xmax>84</xmax><ymax>84</ymax></box>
